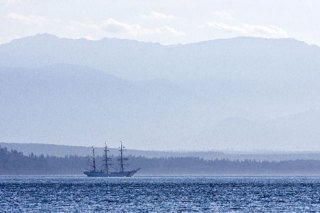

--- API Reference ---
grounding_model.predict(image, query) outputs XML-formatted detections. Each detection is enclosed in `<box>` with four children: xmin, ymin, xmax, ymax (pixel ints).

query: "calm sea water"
<box><xmin>0</xmin><ymin>176</ymin><xmax>320</xmax><ymax>212</ymax></box>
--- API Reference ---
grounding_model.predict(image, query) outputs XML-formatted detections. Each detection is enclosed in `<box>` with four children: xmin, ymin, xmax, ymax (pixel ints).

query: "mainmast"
<box><xmin>104</xmin><ymin>142</ymin><xmax>112</xmax><ymax>174</ymax></box>
<box><xmin>92</xmin><ymin>146</ymin><xmax>96</xmax><ymax>172</ymax></box>
<box><xmin>119</xmin><ymin>142</ymin><xmax>128</xmax><ymax>173</ymax></box>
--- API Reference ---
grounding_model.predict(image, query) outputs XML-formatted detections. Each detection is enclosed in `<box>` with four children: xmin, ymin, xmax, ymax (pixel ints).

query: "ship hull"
<box><xmin>84</xmin><ymin>169</ymin><xmax>140</xmax><ymax>177</ymax></box>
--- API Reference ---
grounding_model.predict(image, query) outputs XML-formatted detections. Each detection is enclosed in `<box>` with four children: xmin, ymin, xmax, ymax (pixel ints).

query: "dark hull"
<box><xmin>84</xmin><ymin>169</ymin><xmax>140</xmax><ymax>177</ymax></box>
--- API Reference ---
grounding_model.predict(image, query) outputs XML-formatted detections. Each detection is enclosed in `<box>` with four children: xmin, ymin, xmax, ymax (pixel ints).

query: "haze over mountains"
<box><xmin>1</xmin><ymin>34</ymin><xmax>320</xmax><ymax>151</ymax></box>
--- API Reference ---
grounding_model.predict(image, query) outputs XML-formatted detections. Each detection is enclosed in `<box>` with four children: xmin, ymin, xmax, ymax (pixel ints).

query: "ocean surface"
<box><xmin>0</xmin><ymin>176</ymin><xmax>320</xmax><ymax>212</ymax></box>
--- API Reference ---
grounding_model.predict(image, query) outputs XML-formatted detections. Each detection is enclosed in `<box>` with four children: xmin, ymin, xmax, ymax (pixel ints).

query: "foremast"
<box><xmin>104</xmin><ymin>142</ymin><xmax>112</xmax><ymax>174</ymax></box>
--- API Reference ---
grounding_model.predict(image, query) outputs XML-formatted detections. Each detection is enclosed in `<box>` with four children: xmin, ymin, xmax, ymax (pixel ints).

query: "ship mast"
<box><xmin>119</xmin><ymin>141</ymin><xmax>128</xmax><ymax>173</ymax></box>
<box><xmin>92</xmin><ymin>146</ymin><xmax>96</xmax><ymax>172</ymax></box>
<box><xmin>104</xmin><ymin>142</ymin><xmax>112</xmax><ymax>174</ymax></box>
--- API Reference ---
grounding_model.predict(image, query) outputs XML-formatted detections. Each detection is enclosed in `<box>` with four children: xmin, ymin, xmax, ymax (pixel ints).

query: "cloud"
<box><xmin>7</xmin><ymin>13</ymin><xmax>48</xmax><ymax>26</ymax></box>
<box><xmin>202</xmin><ymin>22</ymin><xmax>246</xmax><ymax>34</ymax></box>
<box><xmin>211</xmin><ymin>10</ymin><xmax>235</xmax><ymax>20</ymax></box>
<box><xmin>140</xmin><ymin>11</ymin><xmax>176</xmax><ymax>20</ymax></box>
<box><xmin>102</xmin><ymin>18</ymin><xmax>184</xmax><ymax>37</ymax></box>
<box><xmin>242</xmin><ymin>24</ymin><xmax>288</xmax><ymax>38</ymax></box>
<box><xmin>200</xmin><ymin>21</ymin><xmax>288</xmax><ymax>38</ymax></box>
<box><xmin>1</xmin><ymin>0</ymin><xmax>25</xmax><ymax>4</ymax></box>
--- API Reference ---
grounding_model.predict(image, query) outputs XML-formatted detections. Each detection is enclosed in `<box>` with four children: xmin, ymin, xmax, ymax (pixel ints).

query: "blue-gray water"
<box><xmin>1</xmin><ymin>176</ymin><xmax>320</xmax><ymax>212</ymax></box>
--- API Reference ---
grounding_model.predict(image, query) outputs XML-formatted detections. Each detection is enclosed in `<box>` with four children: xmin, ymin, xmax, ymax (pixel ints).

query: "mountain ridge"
<box><xmin>1</xmin><ymin>34</ymin><xmax>320</xmax><ymax>81</ymax></box>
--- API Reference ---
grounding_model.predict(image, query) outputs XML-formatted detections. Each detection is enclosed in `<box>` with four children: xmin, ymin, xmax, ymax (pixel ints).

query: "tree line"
<box><xmin>1</xmin><ymin>146</ymin><xmax>320</xmax><ymax>175</ymax></box>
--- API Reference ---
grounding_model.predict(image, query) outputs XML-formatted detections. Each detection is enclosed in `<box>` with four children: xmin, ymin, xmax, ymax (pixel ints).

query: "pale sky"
<box><xmin>0</xmin><ymin>0</ymin><xmax>319</xmax><ymax>45</ymax></box>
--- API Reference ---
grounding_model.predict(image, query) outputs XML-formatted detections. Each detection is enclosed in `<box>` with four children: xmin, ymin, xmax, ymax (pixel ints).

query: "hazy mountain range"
<box><xmin>1</xmin><ymin>34</ymin><xmax>320</xmax><ymax>151</ymax></box>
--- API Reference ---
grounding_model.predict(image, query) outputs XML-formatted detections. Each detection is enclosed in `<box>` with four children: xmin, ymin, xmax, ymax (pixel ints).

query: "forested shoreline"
<box><xmin>1</xmin><ymin>146</ymin><xmax>320</xmax><ymax>175</ymax></box>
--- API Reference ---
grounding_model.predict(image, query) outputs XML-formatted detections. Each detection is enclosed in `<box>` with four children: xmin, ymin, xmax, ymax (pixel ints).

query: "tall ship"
<box><xmin>84</xmin><ymin>142</ymin><xmax>140</xmax><ymax>177</ymax></box>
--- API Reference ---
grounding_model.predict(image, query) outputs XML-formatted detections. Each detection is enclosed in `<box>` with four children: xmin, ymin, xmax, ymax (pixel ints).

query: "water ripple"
<box><xmin>0</xmin><ymin>176</ymin><xmax>320</xmax><ymax>212</ymax></box>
